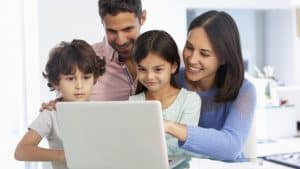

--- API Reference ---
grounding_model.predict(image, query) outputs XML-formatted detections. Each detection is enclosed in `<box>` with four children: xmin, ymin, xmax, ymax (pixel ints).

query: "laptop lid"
<box><xmin>56</xmin><ymin>101</ymin><xmax>170</xmax><ymax>169</ymax></box>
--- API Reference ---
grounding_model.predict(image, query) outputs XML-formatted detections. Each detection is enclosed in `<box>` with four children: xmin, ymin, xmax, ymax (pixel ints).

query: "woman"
<box><xmin>164</xmin><ymin>10</ymin><xmax>256</xmax><ymax>162</ymax></box>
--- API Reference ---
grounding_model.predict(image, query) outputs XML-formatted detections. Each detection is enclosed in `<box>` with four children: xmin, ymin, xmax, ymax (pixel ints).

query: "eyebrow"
<box><xmin>137</xmin><ymin>64</ymin><xmax>165</xmax><ymax>68</ymax></box>
<box><xmin>186</xmin><ymin>40</ymin><xmax>212</xmax><ymax>53</ymax></box>
<box><xmin>200</xmin><ymin>49</ymin><xmax>212</xmax><ymax>53</ymax></box>
<box><xmin>122</xmin><ymin>26</ymin><xmax>134</xmax><ymax>30</ymax></box>
<box><xmin>107</xmin><ymin>25</ymin><xmax>134</xmax><ymax>32</ymax></box>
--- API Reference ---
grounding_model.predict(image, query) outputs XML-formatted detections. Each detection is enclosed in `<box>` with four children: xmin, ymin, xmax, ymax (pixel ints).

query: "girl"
<box><xmin>164</xmin><ymin>10</ymin><xmax>256</xmax><ymax>162</ymax></box>
<box><xmin>129</xmin><ymin>30</ymin><xmax>201</xmax><ymax>157</ymax></box>
<box><xmin>14</xmin><ymin>39</ymin><xmax>106</xmax><ymax>169</ymax></box>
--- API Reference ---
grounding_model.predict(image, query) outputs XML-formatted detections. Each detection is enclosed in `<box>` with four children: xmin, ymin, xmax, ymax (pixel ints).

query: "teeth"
<box><xmin>188</xmin><ymin>66</ymin><xmax>202</xmax><ymax>71</ymax></box>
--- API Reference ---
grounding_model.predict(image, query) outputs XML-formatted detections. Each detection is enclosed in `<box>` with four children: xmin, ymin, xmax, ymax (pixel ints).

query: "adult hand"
<box><xmin>163</xmin><ymin>120</ymin><xmax>187</xmax><ymax>142</ymax></box>
<box><xmin>39</xmin><ymin>100</ymin><xmax>57</xmax><ymax>112</ymax></box>
<box><xmin>163</xmin><ymin>120</ymin><xmax>171</xmax><ymax>133</ymax></box>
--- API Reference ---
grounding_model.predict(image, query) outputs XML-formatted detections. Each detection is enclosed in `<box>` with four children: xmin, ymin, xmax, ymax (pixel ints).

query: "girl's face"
<box><xmin>183</xmin><ymin>27</ymin><xmax>222</xmax><ymax>89</ymax></box>
<box><xmin>136</xmin><ymin>53</ymin><xmax>177</xmax><ymax>93</ymax></box>
<box><xmin>54</xmin><ymin>67</ymin><xmax>95</xmax><ymax>101</ymax></box>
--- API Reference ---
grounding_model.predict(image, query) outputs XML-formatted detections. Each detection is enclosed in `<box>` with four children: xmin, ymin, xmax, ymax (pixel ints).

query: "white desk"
<box><xmin>257</xmin><ymin>137</ymin><xmax>300</xmax><ymax>157</ymax></box>
<box><xmin>177</xmin><ymin>137</ymin><xmax>300</xmax><ymax>169</ymax></box>
<box><xmin>184</xmin><ymin>158</ymin><xmax>292</xmax><ymax>169</ymax></box>
<box><xmin>39</xmin><ymin>138</ymin><xmax>300</xmax><ymax>169</ymax></box>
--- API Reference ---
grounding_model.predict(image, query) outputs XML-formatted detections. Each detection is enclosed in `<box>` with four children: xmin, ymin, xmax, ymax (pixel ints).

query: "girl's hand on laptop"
<box><xmin>39</xmin><ymin>99</ymin><xmax>57</xmax><ymax>112</ymax></box>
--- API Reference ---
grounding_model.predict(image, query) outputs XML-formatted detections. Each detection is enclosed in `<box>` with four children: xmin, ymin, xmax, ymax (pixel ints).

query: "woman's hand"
<box><xmin>163</xmin><ymin>120</ymin><xmax>188</xmax><ymax>142</ymax></box>
<box><xmin>163</xmin><ymin>120</ymin><xmax>172</xmax><ymax>133</ymax></box>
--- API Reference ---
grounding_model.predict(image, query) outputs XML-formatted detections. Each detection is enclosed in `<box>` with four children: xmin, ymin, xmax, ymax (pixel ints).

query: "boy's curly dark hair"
<box><xmin>43</xmin><ymin>39</ymin><xmax>106</xmax><ymax>91</ymax></box>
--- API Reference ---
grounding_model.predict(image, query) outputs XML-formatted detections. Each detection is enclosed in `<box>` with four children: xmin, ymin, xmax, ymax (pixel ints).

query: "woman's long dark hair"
<box><xmin>188</xmin><ymin>10</ymin><xmax>244</xmax><ymax>102</ymax></box>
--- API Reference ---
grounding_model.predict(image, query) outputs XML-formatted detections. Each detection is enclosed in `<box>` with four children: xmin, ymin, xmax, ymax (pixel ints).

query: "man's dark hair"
<box><xmin>98</xmin><ymin>0</ymin><xmax>142</xmax><ymax>19</ymax></box>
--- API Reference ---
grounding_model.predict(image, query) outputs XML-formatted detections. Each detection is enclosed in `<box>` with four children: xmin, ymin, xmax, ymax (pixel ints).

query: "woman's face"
<box><xmin>182</xmin><ymin>27</ymin><xmax>222</xmax><ymax>89</ymax></box>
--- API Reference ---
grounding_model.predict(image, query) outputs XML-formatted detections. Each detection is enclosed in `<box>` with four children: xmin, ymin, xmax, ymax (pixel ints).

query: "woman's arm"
<box><xmin>180</xmin><ymin>81</ymin><xmax>256</xmax><ymax>161</ymax></box>
<box><xmin>14</xmin><ymin>130</ymin><xmax>65</xmax><ymax>161</ymax></box>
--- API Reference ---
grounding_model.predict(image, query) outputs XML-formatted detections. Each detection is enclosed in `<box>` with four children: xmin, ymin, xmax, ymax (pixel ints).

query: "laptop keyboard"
<box><xmin>263</xmin><ymin>152</ymin><xmax>300</xmax><ymax>169</ymax></box>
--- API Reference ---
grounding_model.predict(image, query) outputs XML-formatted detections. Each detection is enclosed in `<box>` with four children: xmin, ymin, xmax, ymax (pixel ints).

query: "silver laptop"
<box><xmin>56</xmin><ymin>101</ymin><xmax>185</xmax><ymax>169</ymax></box>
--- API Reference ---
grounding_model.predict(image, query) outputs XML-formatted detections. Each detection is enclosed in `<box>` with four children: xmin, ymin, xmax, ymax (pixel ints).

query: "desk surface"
<box><xmin>174</xmin><ymin>137</ymin><xmax>300</xmax><ymax>169</ymax></box>
<box><xmin>39</xmin><ymin>138</ymin><xmax>300</xmax><ymax>169</ymax></box>
<box><xmin>175</xmin><ymin>158</ymin><xmax>293</xmax><ymax>169</ymax></box>
<box><xmin>257</xmin><ymin>137</ymin><xmax>300</xmax><ymax>157</ymax></box>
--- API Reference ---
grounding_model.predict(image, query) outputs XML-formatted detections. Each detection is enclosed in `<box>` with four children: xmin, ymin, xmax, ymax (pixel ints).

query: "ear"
<box><xmin>171</xmin><ymin>63</ymin><xmax>178</xmax><ymax>74</ymax></box>
<box><xmin>140</xmin><ymin>10</ymin><xmax>146</xmax><ymax>25</ymax></box>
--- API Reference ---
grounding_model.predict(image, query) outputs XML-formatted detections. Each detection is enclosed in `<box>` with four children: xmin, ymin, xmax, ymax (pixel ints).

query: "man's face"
<box><xmin>102</xmin><ymin>11</ymin><xmax>145</xmax><ymax>60</ymax></box>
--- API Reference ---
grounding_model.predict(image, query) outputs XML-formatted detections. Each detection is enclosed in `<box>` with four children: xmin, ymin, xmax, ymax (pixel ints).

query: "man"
<box><xmin>90</xmin><ymin>0</ymin><xmax>146</xmax><ymax>101</ymax></box>
<box><xmin>40</xmin><ymin>0</ymin><xmax>146</xmax><ymax>110</ymax></box>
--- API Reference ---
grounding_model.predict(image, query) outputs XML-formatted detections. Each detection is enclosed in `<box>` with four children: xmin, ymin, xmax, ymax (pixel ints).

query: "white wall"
<box><xmin>264</xmin><ymin>10</ymin><xmax>296</xmax><ymax>85</ymax></box>
<box><xmin>293</xmin><ymin>9</ymin><xmax>300</xmax><ymax>85</ymax></box>
<box><xmin>38</xmin><ymin>0</ymin><xmax>101</xmax><ymax>101</ymax></box>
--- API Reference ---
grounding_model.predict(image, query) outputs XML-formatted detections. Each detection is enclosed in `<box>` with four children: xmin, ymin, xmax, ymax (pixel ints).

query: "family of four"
<box><xmin>14</xmin><ymin>0</ymin><xmax>256</xmax><ymax>168</ymax></box>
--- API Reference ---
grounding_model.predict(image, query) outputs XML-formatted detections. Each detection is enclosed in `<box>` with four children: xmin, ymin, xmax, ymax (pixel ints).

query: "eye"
<box><xmin>200</xmin><ymin>52</ymin><xmax>210</xmax><ymax>57</ymax></box>
<box><xmin>154</xmin><ymin>67</ymin><xmax>163</xmax><ymax>72</ymax></box>
<box><xmin>185</xmin><ymin>43</ymin><xmax>193</xmax><ymax>51</ymax></box>
<box><xmin>83</xmin><ymin>74</ymin><xmax>92</xmax><ymax>80</ymax></box>
<box><xmin>137</xmin><ymin>67</ymin><xmax>146</xmax><ymax>72</ymax></box>
<box><xmin>65</xmin><ymin>76</ymin><xmax>74</xmax><ymax>81</ymax></box>
<box><xmin>123</xmin><ymin>27</ymin><xmax>133</xmax><ymax>32</ymax></box>
<box><xmin>106</xmin><ymin>29</ymin><xmax>117</xmax><ymax>36</ymax></box>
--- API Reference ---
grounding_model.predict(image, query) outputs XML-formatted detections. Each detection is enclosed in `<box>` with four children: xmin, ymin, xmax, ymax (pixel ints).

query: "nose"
<box><xmin>186</xmin><ymin>51</ymin><xmax>199</xmax><ymax>64</ymax></box>
<box><xmin>116</xmin><ymin>32</ymin><xmax>127</xmax><ymax>46</ymax></box>
<box><xmin>146</xmin><ymin>72</ymin><xmax>154</xmax><ymax>80</ymax></box>
<box><xmin>75</xmin><ymin>79</ymin><xmax>83</xmax><ymax>89</ymax></box>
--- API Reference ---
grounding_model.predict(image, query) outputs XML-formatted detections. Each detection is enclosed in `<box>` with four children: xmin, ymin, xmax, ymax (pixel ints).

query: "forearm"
<box><xmin>15</xmin><ymin>145</ymin><xmax>65</xmax><ymax>162</ymax></box>
<box><xmin>165</xmin><ymin>120</ymin><xmax>187</xmax><ymax>142</ymax></box>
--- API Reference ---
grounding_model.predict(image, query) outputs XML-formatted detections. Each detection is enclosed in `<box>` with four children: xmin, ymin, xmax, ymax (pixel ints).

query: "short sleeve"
<box><xmin>28</xmin><ymin>111</ymin><xmax>53</xmax><ymax>138</ymax></box>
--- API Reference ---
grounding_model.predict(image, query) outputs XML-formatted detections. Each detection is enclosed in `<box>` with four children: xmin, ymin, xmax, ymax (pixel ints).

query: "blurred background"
<box><xmin>1</xmin><ymin>0</ymin><xmax>300</xmax><ymax>168</ymax></box>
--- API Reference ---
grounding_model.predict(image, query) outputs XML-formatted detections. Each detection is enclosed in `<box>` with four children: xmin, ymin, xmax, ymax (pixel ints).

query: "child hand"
<box><xmin>58</xmin><ymin>150</ymin><xmax>66</xmax><ymax>162</ymax></box>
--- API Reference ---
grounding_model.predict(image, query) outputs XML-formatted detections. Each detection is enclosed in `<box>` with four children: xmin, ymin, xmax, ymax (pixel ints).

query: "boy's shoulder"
<box><xmin>36</xmin><ymin>110</ymin><xmax>57</xmax><ymax>120</ymax></box>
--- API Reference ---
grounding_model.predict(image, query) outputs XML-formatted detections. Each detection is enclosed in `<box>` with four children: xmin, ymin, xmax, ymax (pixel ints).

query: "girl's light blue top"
<box><xmin>129</xmin><ymin>88</ymin><xmax>201</xmax><ymax>157</ymax></box>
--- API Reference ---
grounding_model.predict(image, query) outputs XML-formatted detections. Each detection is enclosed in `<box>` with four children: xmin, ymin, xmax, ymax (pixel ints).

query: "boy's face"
<box><xmin>102</xmin><ymin>11</ymin><xmax>146</xmax><ymax>60</ymax></box>
<box><xmin>54</xmin><ymin>67</ymin><xmax>95</xmax><ymax>101</ymax></box>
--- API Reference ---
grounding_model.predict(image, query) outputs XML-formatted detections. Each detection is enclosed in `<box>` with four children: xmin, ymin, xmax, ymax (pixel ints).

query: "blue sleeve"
<box><xmin>180</xmin><ymin>81</ymin><xmax>256</xmax><ymax>161</ymax></box>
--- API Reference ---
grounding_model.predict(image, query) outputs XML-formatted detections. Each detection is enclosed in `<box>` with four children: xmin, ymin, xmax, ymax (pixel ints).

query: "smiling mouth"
<box><xmin>187</xmin><ymin>66</ymin><xmax>204</xmax><ymax>73</ymax></box>
<box><xmin>145</xmin><ymin>82</ymin><xmax>156</xmax><ymax>86</ymax></box>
